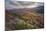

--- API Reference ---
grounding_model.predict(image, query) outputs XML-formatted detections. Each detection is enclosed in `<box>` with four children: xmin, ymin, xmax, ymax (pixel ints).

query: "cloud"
<box><xmin>5</xmin><ymin>0</ymin><xmax>44</xmax><ymax>9</ymax></box>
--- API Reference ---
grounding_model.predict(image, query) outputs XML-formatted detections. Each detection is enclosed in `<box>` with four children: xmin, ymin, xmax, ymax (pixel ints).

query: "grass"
<box><xmin>6</xmin><ymin>12</ymin><xmax>44</xmax><ymax>30</ymax></box>
<box><xmin>11</xmin><ymin>13</ymin><xmax>37</xmax><ymax>29</ymax></box>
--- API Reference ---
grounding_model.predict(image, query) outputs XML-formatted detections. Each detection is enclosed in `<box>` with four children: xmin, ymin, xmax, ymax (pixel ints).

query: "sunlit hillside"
<box><xmin>5</xmin><ymin>7</ymin><xmax>44</xmax><ymax>30</ymax></box>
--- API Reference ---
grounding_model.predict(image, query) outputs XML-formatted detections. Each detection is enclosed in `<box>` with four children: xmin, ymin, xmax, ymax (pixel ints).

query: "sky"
<box><xmin>5</xmin><ymin>0</ymin><xmax>44</xmax><ymax>9</ymax></box>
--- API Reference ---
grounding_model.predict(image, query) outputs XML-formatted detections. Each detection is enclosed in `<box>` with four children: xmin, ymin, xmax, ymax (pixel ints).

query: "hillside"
<box><xmin>5</xmin><ymin>6</ymin><xmax>44</xmax><ymax>30</ymax></box>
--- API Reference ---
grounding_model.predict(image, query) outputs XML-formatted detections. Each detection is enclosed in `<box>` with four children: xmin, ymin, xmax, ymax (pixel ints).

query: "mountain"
<box><xmin>5</xmin><ymin>5</ymin><xmax>44</xmax><ymax>15</ymax></box>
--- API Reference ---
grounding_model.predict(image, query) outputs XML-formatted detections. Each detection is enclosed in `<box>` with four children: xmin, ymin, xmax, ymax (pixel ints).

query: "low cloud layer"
<box><xmin>5</xmin><ymin>0</ymin><xmax>44</xmax><ymax>9</ymax></box>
